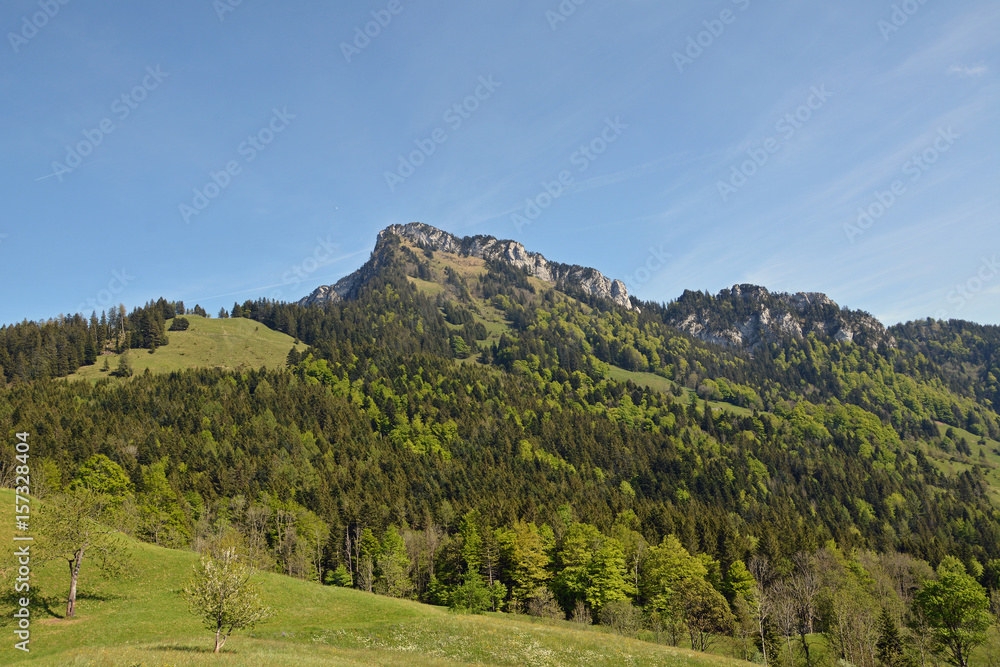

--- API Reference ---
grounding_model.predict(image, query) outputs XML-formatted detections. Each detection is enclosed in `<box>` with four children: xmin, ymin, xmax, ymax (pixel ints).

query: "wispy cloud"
<box><xmin>948</xmin><ymin>64</ymin><xmax>989</xmax><ymax>78</ymax></box>
<box><xmin>565</xmin><ymin>154</ymin><xmax>690</xmax><ymax>195</ymax></box>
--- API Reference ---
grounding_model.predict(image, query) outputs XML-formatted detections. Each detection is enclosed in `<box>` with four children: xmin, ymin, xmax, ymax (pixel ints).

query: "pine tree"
<box><xmin>115</xmin><ymin>351</ymin><xmax>133</xmax><ymax>377</ymax></box>
<box><xmin>876</xmin><ymin>607</ymin><xmax>905</xmax><ymax>667</ymax></box>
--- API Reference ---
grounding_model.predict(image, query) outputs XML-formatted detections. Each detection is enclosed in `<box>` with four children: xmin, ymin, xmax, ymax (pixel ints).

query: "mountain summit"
<box><xmin>664</xmin><ymin>283</ymin><xmax>894</xmax><ymax>350</ymax></box>
<box><xmin>298</xmin><ymin>222</ymin><xmax>899</xmax><ymax>354</ymax></box>
<box><xmin>299</xmin><ymin>222</ymin><xmax>634</xmax><ymax>310</ymax></box>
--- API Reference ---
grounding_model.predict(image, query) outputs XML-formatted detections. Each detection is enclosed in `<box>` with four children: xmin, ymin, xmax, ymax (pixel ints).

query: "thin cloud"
<box><xmin>565</xmin><ymin>155</ymin><xmax>688</xmax><ymax>195</ymax></box>
<box><xmin>948</xmin><ymin>64</ymin><xmax>989</xmax><ymax>78</ymax></box>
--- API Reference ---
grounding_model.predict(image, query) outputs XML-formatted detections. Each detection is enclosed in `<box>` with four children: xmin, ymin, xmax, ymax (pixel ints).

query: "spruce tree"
<box><xmin>876</xmin><ymin>607</ymin><xmax>905</xmax><ymax>667</ymax></box>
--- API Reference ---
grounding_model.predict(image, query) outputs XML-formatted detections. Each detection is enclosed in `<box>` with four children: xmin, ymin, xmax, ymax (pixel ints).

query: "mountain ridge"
<box><xmin>299</xmin><ymin>222</ymin><xmax>897</xmax><ymax>353</ymax></box>
<box><xmin>664</xmin><ymin>283</ymin><xmax>894</xmax><ymax>351</ymax></box>
<box><xmin>299</xmin><ymin>222</ymin><xmax>635</xmax><ymax>311</ymax></box>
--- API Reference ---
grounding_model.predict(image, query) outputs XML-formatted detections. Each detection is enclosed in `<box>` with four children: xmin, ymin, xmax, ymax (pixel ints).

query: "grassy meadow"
<box><xmin>66</xmin><ymin>316</ymin><xmax>306</xmax><ymax>383</ymax></box>
<box><xmin>0</xmin><ymin>489</ymin><xmax>749</xmax><ymax>666</ymax></box>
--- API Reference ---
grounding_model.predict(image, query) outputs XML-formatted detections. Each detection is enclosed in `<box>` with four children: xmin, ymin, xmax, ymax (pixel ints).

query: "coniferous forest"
<box><xmin>2</xmin><ymin>231</ymin><xmax>1000</xmax><ymax>666</ymax></box>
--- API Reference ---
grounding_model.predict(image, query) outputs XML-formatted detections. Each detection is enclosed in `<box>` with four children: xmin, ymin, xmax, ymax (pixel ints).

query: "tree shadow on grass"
<box><xmin>0</xmin><ymin>591</ymin><xmax>63</xmax><ymax>623</ymax></box>
<box><xmin>0</xmin><ymin>589</ymin><xmax>128</xmax><ymax>625</ymax></box>
<box><xmin>76</xmin><ymin>590</ymin><xmax>124</xmax><ymax>603</ymax></box>
<box><xmin>149</xmin><ymin>645</ymin><xmax>237</xmax><ymax>655</ymax></box>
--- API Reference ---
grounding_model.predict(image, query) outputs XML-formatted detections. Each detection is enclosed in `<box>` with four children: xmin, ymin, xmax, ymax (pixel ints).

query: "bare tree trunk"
<box><xmin>352</xmin><ymin>525</ymin><xmax>362</xmax><ymax>580</ymax></box>
<box><xmin>66</xmin><ymin>548</ymin><xmax>85</xmax><ymax>618</ymax></box>
<box><xmin>344</xmin><ymin>526</ymin><xmax>353</xmax><ymax>577</ymax></box>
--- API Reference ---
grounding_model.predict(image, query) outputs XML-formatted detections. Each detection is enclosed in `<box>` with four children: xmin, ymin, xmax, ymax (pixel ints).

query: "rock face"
<box><xmin>299</xmin><ymin>222</ymin><xmax>634</xmax><ymax>310</ymax></box>
<box><xmin>667</xmin><ymin>284</ymin><xmax>893</xmax><ymax>350</ymax></box>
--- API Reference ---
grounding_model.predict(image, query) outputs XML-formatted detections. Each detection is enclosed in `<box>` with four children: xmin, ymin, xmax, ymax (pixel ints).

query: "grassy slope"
<box><xmin>67</xmin><ymin>316</ymin><xmax>306</xmax><ymax>383</ymax></box>
<box><xmin>0</xmin><ymin>489</ymin><xmax>748</xmax><ymax>666</ymax></box>
<box><xmin>604</xmin><ymin>366</ymin><xmax>753</xmax><ymax>416</ymax></box>
<box><xmin>921</xmin><ymin>422</ymin><xmax>1000</xmax><ymax>504</ymax></box>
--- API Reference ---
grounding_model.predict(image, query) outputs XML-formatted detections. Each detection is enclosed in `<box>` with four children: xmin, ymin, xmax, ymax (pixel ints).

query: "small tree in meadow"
<box><xmin>185</xmin><ymin>544</ymin><xmax>273</xmax><ymax>653</ymax></box>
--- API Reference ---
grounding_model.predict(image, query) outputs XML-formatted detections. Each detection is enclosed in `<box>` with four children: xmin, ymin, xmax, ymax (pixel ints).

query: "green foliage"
<box><xmin>876</xmin><ymin>606</ymin><xmax>907</xmax><ymax>667</ymax></box>
<box><xmin>137</xmin><ymin>457</ymin><xmax>191</xmax><ymax>547</ymax></box>
<box><xmin>600</xmin><ymin>599</ymin><xmax>645</xmax><ymax>637</ymax></box>
<box><xmin>169</xmin><ymin>317</ymin><xmax>190</xmax><ymax>331</ymax></box>
<box><xmin>722</xmin><ymin>560</ymin><xmax>755</xmax><ymax>606</ymax></box>
<box><xmin>328</xmin><ymin>563</ymin><xmax>353</xmax><ymax>587</ymax></box>
<box><xmin>913</xmin><ymin>557</ymin><xmax>992</xmax><ymax>667</ymax></box>
<box><xmin>449</xmin><ymin>571</ymin><xmax>491</xmax><ymax>614</ymax></box>
<box><xmin>556</xmin><ymin>522</ymin><xmax>632</xmax><ymax>618</ymax></box>
<box><xmin>376</xmin><ymin>525</ymin><xmax>413</xmax><ymax>598</ymax></box>
<box><xmin>184</xmin><ymin>546</ymin><xmax>274</xmax><ymax>653</ymax></box>
<box><xmin>642</xmin><ymin>534</ymin><xmax>709</xmax><ymax>615</ymax></box>
<box><xmin>505</xmin><ymin>521</ymin><xmax>552</xmax><ymax>610</ymax></box>
<box><xmin>5</xmin><ymin>232</ymin><xmax>1000</xmax><ymax>660</ymax></box>
<box><xmin>114</xmin><ymin>350</ymin><xmax>133</xmax><ymax>377</ymax></box>
<box><xmin>69</xmin><ymin>454</ymin><xmax>133</xmax><ymax>500</ymax></box>
<box><xmin>37</xmin><ymin>489</ymin><xmax>133</xmax><ymax>618</ymax></box>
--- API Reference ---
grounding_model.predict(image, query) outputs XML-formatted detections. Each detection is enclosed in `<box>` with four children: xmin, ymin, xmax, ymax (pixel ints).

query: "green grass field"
<box><xmin>0</xmin><ymin>489</ymin><xmax>749</xmax><ymax>666</ymax></box>
<box><xmin>921</xmin><ymin>422</ymin><xmax>1000</xmax><ymax>504</ymax></box>
<box><xmin>67</xmin><ymin>316</ymin><xmax>306</xmax><ymax>383</ymax></box>
<box><xmin>604</xmin><ymin>366</ymin><xmax>754</xmax><ymax>416</ymax></box>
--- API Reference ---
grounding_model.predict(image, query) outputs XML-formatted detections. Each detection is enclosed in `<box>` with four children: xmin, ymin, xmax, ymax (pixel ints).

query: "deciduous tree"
<box><xmin>39</xmin><ymin>489</ymin><xmax>131</xmax><ymax>618</ymax></box>
<box><xmin>184</xmin><ymin>543</ymin><xmax>274</xmax><ymax>653</ymax></box>
<box><xmin>914</xmin><ymin>557</ymin><xmax>991</xmax><ymax>667</ymax></box>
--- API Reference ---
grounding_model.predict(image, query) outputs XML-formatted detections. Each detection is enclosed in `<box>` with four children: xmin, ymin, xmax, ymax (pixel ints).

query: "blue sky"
<box><xmin>2</xmin><ymin>0</ymin><xmax>997</xmax><ymax>326</ymax></box>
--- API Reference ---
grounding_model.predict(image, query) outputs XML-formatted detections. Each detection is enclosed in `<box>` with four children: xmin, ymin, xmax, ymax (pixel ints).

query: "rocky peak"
<box><xmin>300</xmin><ymin>222</ymin><xmax>634</xmax><ymax>310</ymax></box>
<box><xmin>667</xmin><ymin>284</ymin><xmax>893</xmax><ymax>350</ymax></box>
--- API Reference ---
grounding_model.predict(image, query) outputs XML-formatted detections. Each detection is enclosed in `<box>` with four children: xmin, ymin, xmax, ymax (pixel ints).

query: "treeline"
<box><xmin>0</xmin><ymin>298</ymin><xmax>217</xmax><ymax>383</ymax></box>
<box><xmin>891</xmin><ymin>318</ymin><xmax>1000</xmax><ymax>413</ymax></box>
<box><xmin>32</xmin><ymin>436</ymin><xmax>1000</xmax><ymax>666</ymax></box>
<box><xmin>305</xmin><ymin>512</ymin><xmax>998</xmax><ymax>667</ymax></box>
<box><xmin>3</xmin><ymin>356</ymin><xmax>998</xmax><ymax>569</ymax></box>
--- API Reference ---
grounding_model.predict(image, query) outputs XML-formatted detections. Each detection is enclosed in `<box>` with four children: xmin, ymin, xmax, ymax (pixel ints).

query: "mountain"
<box><xmin>300</xmin><ymin>223</ymin><xmax>898</xmax><ymax>355</ymax></box>
<box><xmin>299</xmin><ymin>222</ymin><xmax>634</xmax><ymax>310</ymax></box>
<box><xmin>664</xmin><ymin>284</ymin><xmax>894</xmax><ymax>351</ymax></box>
<box><xmin>4</xmin><ymin>222</ymin><xmax>1000</xmax><ymax>665</ymax></box>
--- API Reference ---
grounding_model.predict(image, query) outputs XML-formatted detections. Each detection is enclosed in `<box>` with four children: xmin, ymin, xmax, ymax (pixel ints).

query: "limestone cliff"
<box><xmin>299</xmin><ymin>222</ymin><xmax>634</xmax><ymax>310</ymax></box>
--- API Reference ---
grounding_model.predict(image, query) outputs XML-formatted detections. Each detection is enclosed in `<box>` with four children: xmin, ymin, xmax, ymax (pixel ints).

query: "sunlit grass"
<box><xmin>0</xmin><ymin>489</ymin><xmax>748</xmax><ymax>666</ymax></box>
<box><xmin>66</xmin><ymin>315</ymin><xmax>306</xmax><ymax>383</ymax></box>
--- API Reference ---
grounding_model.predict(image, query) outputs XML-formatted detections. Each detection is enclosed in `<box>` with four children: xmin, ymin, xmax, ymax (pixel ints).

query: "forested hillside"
<box><xmin>2</xmin><ymin>226</ymin><xmax>999</xmax><ymax>665</ymax></box>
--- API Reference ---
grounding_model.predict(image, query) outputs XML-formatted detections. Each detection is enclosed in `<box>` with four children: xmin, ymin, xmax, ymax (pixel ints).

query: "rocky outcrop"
<box><xmin>300</xmin><ymin>222</ymin><xmax>635</xmax><ymax>310</ymax></box>
<box><xmin>667</xmin><ymin>284</ymin><xmax>893</xmax><ymax>351</ymax></box>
